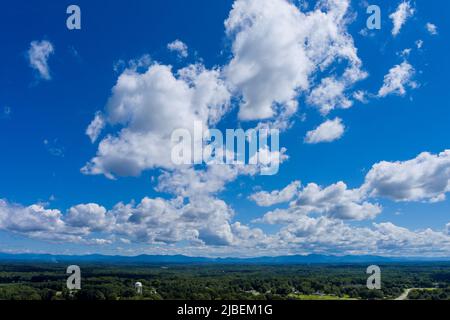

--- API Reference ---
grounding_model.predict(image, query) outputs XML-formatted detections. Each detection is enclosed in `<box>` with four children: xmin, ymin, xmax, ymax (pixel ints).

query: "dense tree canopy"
<box><xmin>0</xmin><ymin>263</ymin><xmax>448</xmax><ymax>300</ymax></box>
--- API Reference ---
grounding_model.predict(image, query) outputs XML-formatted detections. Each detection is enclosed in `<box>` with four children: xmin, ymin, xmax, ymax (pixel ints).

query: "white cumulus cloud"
<box><xmin>362</xmin><ymin>150</ymin><xmax>450</xmax><ymax>202</ymax></box>
<box><xmin>83</xmin><ymin>63</ymin><xmax>231</xmax><ymax>178</ymax></box>
<box><xmin>257</xmin><ymin>181</ymin><xmax>381</xmax><ymax>222</ymax></box>
<box><xmin>304</xmin><ymin>118</ymin><xmax>345</xmax><ymax>144</ymax></box>
<box><xmin>225</xmin><ymin>0</ymin><xmax>366</xmax><ymax>121</ymax></box>
<box><xmin>249</xmin><ymin>181</ymin><xmax>300</xmax><ymax>207</ymax></box>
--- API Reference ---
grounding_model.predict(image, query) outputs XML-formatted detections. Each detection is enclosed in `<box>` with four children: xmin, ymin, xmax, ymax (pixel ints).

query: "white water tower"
<box><xmin>135</xmin><ymin>282</ymin><xmax>143</xmax><ymax>295</ymax></box>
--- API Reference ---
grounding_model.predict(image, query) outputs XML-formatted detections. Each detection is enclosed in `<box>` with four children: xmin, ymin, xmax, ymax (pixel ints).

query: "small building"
<box><xmin>135</xmin><ymin>282</ymin><xmax>143</xmax><ymax>295</ymax></box>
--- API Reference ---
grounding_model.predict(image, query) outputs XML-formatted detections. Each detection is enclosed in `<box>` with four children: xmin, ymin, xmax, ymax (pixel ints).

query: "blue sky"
<box><xmin>0</xmin><ymin>0</ymin><xmax>449</xmax><ymax>257</ymax></box>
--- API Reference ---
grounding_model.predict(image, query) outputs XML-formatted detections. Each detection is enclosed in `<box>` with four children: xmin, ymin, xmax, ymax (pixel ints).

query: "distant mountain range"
<box><xmin>0</xmin><ymin>253</ymin><xmax>449</xmax><ymax>264</ymax></box>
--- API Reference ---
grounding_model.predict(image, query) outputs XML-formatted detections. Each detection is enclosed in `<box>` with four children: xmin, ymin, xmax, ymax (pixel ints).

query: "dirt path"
<box><xmin>395</xmin><ymin>288</ymin><xmax>435</xmax><ymax>300</ymax></box>
<box><xmin>395</xmin><ymin>288</ymin><xmax>414</xmax><ymax>300</ymax></box>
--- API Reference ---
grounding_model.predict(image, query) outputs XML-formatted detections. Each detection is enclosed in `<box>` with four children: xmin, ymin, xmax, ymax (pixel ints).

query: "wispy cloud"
<box><xmin>426</xmin><ymin>22</ymin><xmax>438</xmax><ymax>35</ymax></box>
<box><xmin>378</xmin><ymin>61</ymin><xmax>417</xmax><ymax>97</ymax></box>
<box><xmin>390</xmin><ymin>1</ymin><xmax>415</xmax><ymax>37</ymax></box>
<box><xmin>27</xmin><ymin>40</ymin><xmax>54</xmax><ymax>80</ymax></box>
<box><xmin>167</xmin><ymin>39</ymin><xmax>188</xmax><ymax>58</ymax></box>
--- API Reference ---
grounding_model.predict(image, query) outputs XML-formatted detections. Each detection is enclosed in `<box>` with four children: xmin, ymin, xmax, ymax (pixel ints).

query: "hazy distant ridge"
<box><xmin>0</xmin><ymin>253</ymin><xmax>449</xmax><ymax>264</ymax></box>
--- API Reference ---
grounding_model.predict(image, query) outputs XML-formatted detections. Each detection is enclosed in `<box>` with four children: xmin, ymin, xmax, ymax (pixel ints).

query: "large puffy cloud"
<box><xmin>157</xmin><ymin>166</ymin><xmax>240</xmax><ymax>198</ymax></box>
<box><xmin>27</xmin><ymin>40</ymin><xmax>54</xmax><ymax>80</ymax></box>
<box><xmin>390</xmin><ymin>1</ymin><xmax>415</xmax><ymax>37</ymax></box>
<box><xmin>0</xmin><ymin>196</ymin><xmax>264</xmax><ymax>248</ymax></box>
<box><xmin>372</xmin><ymin>222</ymin><xmax>450</xmax><ymax>256</ymax></box>
<box><xmin>307</xmin><ymin>78</ymin><xmax>352</xmax><ymax>115</ymax></box>
<box><xmin>276</xmin><ymin>216</ymin><xmax>450</xmax><ymax>256</ymax></box>
<box><xmin>66</xmin><ymin>204</ymin><xmax>110</xmax><ymax>232</ymax></box>
<box><xmin>83</xmin><ymin>63</ymin><xmax>231</xmax><ymax>178</ymax></box>
<box><xmin>84</xmin><ymin>0</ymin><xmax>367</xmax><ymax>181</ymax></box>
<box><xmin>231</xmin><ymin>222</ymin><xmax>267</xmax><ymax>246</ymax></box>
<box><xmin>294</xmin><ymin>182</ymin><xmax>381</xmax><ymax>220</ymax></box>
<box><xmin>254</xmin><ymin>150</ymin><xmax>450</xmax><ymax>228</ymax></box>
<box><xmin>0</xmin><ymin>200</ymin><xmax>97</xmax><ymax>244</ymax></box>
<box><xmin>249</xmin><ymin>181</ymin><xmax>300</xmax><ymax>207</ymax></box>
<box><xmin>362</xmin><ymin>150</ymin><xmax>450</xmax><ymax>202</ymax></box>
<box><xmin>255</xmin><ymin>181</ymin><xmax>381</xmax><ymax>222</ymax></box>
<box><xmin>156</xmin><ymin>151</ymin><xmax>289</xmax><ymax>200</ymax></box>
<box><xmin>304</xmin><ymin>118</ymin><xmax>345</xmax><ymax>144</ymax></box>
<box><xmin>4</xmin><ymin>147</ymin><xmax>273</xmax><ymax>248</ymax></box>
<box><xmin>109</xmin><ymin>196</ymin><xmax>237</xmax><ymax>246</ymax></box>
<box><xmin>256</xmin><ymin>150</ymin><xmax>450</xmax><ymax>225</ymax></box>
<box><xmin>0</xmin><ymin>200</ymin><xmax>65</xmax><ymax>234</ymax></box>
<box><xmin>3</xmin><ymin>196</ymin><xmax>450</xmax><ymax>256</ymax></box>
<box><xmin>225</xmin><ymin>0</ymin><xmax>311</xmax><ymax>120</ymax></box>
<box><xmin>277</xmin><ymin>216</ymin><xmax>378</xmax><ymax>253</ymax></box>
<box><xmin>4</xmin><ymin>148</ymin><xmax>450</xmax><ymax>258</ymax></box>
<box><xmin>225</xmin><ymin>0</ymin><xmax>366</xmax><ymax>121</ymax></box>
<box><xmin>378</xmin><ymin>61</ymin><xmax>417</xmax><ymax>97</ymax></box>
<box><xmin>15</xmin><ymin>0</ymin><xmax>444</xmax><ymax>257</ymax></box>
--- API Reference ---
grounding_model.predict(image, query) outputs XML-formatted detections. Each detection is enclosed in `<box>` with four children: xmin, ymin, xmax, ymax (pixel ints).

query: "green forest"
<box><xmin>0</xmin><ymin>263</ymin><xmax>449</xmax><ymax>300</ymax></box>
